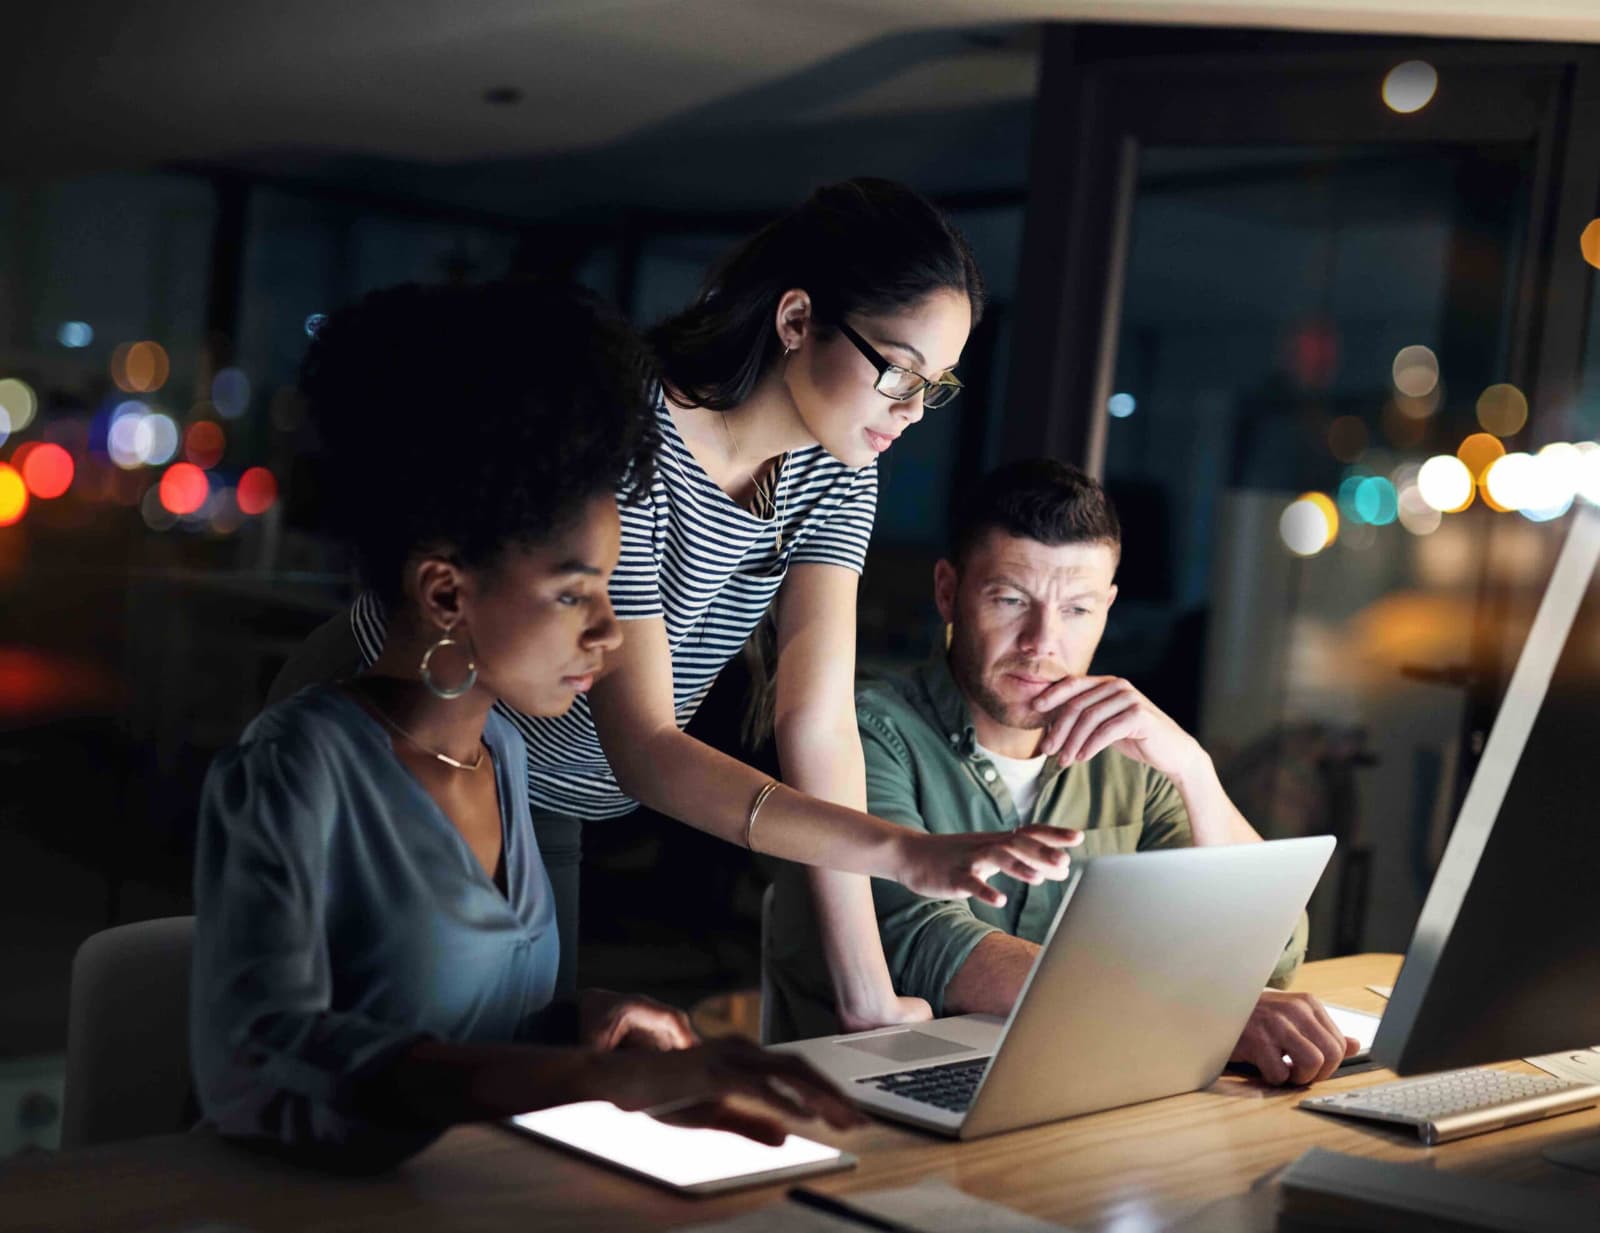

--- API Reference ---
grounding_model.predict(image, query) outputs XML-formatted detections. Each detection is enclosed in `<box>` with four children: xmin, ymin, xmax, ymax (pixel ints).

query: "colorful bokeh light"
<box><xmin>1280</xmin><ymin>492</ymin><xmax>1339</xmax><ymax>557</ymax></box>
<box><xmin>1475</xmin><ymin>384</ymin><xmax>1528</xmax><ymax>437</ymax></box>
<box><xmin>20</xmin><ymin>443</ymin><xmax>74</xmax><ymax>499</ymax></box>
<box><xmin>0</xmin><ymin>464</ymin><xmax>28</xmax><ymax>526</ymax></box>
<box><xmin>1581</xmin><ymin>220</ymin><xmax>1600</xmax><ymax>271</ymax></box>
<box><xmin>185</xmin><ymin>421</ymin><xmax>226</xmax><ymax>469</ymax></box>
<box><xmin>1383</xmin><ymin>60</ymin><xmax>1438</xmax><ymax>114</ymax></box>
<box><xmin>0</xmin><ymin>378</ymin><xmax>37</xmax><ymax>434</ymax></box>
<box><xmin>158</xmin><ymin>462</ymin><xmax>209</xmax><ymax>515</ymax></box>
<box><xmin>236</xmin><ymin>467</ymin><xmax>279</xmax><ymax>516</ymax></box>
<box><xmin>112</xmin><ymin>341</ymin><xmax>170</xmax><ymax>394</ymax></box>
<box><xmin>1417</xmin><ymin>455</ymin><xmax>1474</xmax><ymax>513</ymax></box>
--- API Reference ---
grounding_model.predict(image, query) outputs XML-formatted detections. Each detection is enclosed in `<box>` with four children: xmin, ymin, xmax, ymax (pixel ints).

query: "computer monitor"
<box><xmin>1372</xmin><ymin>502</ymin><xmax>1600</xmax><ymax>1169</ymax></box>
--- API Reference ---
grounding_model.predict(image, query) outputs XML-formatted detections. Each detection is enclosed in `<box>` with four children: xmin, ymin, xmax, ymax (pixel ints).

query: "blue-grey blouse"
<box><xmin>190</xmin><ymin>684</ymin><xmax>559</xmax><ymax>1164</ymax></box>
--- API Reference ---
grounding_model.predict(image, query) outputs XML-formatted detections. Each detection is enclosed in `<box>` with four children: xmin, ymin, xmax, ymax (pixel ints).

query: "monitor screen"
<box><xmin>1373</xmin><ymin>505</ymin><xmax>1600</xmax><ymax>1074</ymax></box>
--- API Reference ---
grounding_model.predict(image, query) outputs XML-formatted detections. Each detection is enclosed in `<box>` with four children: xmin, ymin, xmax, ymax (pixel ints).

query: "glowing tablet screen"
<box><xmin>510</xmin><ymin>1101</ymin><xmax>847</xmax><ymax>1190</ymax></box>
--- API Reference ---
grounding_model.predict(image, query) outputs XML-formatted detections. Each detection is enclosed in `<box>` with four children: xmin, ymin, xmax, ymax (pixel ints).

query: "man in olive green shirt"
<box><xmin>768</xmin><ymin>460</ymin><xmax>1355</xmax><ymax>1086</ymax></box>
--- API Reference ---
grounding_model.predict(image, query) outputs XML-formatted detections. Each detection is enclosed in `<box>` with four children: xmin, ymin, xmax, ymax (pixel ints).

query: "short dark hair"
<box><xmin>949</xmin><ymin>459</ymin><xmax>1121</xmax><ymax>568</ymax></box>
<box><xmin>650</xmin><ymin>178</ymin><xmax>984</xmax><ymax>411</ymax></box>
<box><xmin>300</xmin><ymin>279</ymin><xmax>659</xmax><ymax>602</ymax></box>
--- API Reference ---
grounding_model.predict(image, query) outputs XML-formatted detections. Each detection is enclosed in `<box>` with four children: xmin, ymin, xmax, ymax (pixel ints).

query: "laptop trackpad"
<box><xmin>839</xmin><ymin>1030</ymin><xmax>967</xmax><ymax>1064</ymax></box>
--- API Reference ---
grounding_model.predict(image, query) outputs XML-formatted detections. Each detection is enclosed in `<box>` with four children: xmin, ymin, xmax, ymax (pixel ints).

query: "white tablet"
<box><xmin>507</xmin><ymin>1101</ymin><xmax>856</xmax><ymax>1196</ymax></box>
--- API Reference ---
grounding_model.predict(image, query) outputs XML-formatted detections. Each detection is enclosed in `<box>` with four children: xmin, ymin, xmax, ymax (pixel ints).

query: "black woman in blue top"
<box><xmin>190</xmin><ymin>281</ymin><xmax>861</xmax><ymax>1169</ymax></box>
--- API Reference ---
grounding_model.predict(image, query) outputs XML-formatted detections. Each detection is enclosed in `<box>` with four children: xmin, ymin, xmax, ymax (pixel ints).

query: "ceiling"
<box><xmin>2</xmin><ymin>0</ymin><xmax>1597</xmax><ymax>215</ymax></box>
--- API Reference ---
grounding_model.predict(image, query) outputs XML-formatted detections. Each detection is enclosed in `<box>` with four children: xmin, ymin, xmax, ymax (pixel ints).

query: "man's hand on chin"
<box><xmin>1230</xmin><ymin>991</ymin><xmax>1358</xmax><ymax>1086</ymax></box>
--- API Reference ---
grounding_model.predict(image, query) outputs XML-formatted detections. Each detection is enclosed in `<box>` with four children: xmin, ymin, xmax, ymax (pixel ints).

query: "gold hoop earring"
<box><xmin>420</xmin><ymin>626</ymin><xmax>479</xmax><ymax>700</ymax></box>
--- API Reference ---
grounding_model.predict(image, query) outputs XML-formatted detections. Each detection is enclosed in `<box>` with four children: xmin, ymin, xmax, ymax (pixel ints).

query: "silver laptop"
<box><xmin>775</xmin><ymin>836</ymin><xmax>1335</xmax><ymax>1139</ymax></box>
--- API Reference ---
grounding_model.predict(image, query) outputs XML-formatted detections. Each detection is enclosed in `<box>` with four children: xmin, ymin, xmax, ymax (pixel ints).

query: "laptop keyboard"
<box><xmin>859</xmin><ymin>1057</ymin><xmax>991</xmax><ymax>1113</ymax></box>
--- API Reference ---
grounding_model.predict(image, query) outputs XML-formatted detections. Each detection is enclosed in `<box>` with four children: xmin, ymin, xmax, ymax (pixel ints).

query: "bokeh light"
<box><xmin>304</xmin><ymin>313</ymin><xmax>327</xmax><ymax>337</ymax></box>
<box><xmin>185</xmin><ymin>421</ymin><xmax>226</xmax><ymax>469</ymax></box>
<box><xmin>1392</xmin><ymin>345</ymin><xmax>1439</xmax><ymax>398</ymax></box>
<box><xmin>112</xmin><ymin>341</ymin><xmax>170</xmax><ymax>394</ymax></box>
<box><xmin>57</xmin><ymin>321</ymin><xmax>94</xmax><ymax>348</ymax></box>
<box><xmin>1327</xmin><ymin>415</ymin><xmax>1368</xmax><ymax>462</ymax></box>
<box><xmin>0</xmin><ymin>464</ymin><xmax>28</xmax><ymax>527</ymax></box>
<box><xmin>1456</xmin><ymin>432</ymin><xmax>1505</xmax><ymax>481</ymax></box>
<box><xmin>1581</xmin><ymin>220</ymin><xmax>1600</xmax><ymax>271</ymax></box>
<box><xmin>212</xmin><ymin>367</ymin><xmax>251</xmax><ymax>420</ymax></box>
<box><xmin>209</xmin><ymin>486</ymin><xmax>243</xmax><ymax>535</ymax></box>
<box><xmin>1397</xmin><ymin>483</ymin><xmax>1443</xmax><ymax>536</ymax></box>
<box><xmin>1576</xmin><ymin>441</ymin><xmax>1600</xmax><ymax>506</ymax></box>
<box><xmin>107</xmin><ymin>402</ymin><xmax>149</xmax><ymax>469</ymax></box>
<box><xmin>20</xmin><ymin>443</ymin><xmax>74</xmax><ymax>499</ymax></box>
<box><xmin>1383</xmin><ymin>60</ymin><xmax>1438</xmax><ymax>114</ymax></box>
<box><xmin>1289</xmin><ymin>320</ymin><xmax>1339</xmax><ymax>388</ymax></box>
<box><xmin>1354</xmin><ymin>476</ymin><xmax>1398</xmax><ymax>525</ymax></box>
<box><xmin>1417</xmin><ymin>454</ymin><xmax>1474</xmax><ymax>512</ymax></box>
<box><xmin>158</xmin><ymin>462</ymin><xmax>209</xmax><ymax>515</ymax></box>
<box><xmin>1391</xmin><ymin>388</ymin><xmax>1441</xmax><ymax>421</ymax></box>
<box><xmin>1475</xmin><ymin>383</ymin><xmax>1528</xmax><ymax>437</ymax></box>
<box><xmin>237</xmin><ymin>467</ymin><xmax>279</xmax><ymax>516</ymax></box>
<box><xmin>1484</xmin><ymin>451</ymin><xmax>1535</xmax><ymax>511</ymax></box>
<box><xmin>139</xmin><ymin>413</ymin><xmax>180</xmax><ymax>465</ymax></box>
<box><xmin>1280</xmin><ymin>492</ymin><xmax>1339</xmax><ymax>557</ymax></box>
<box><xmin>140</xmin><ymin>484</ymin><xmax>177</xmax><ymax>532</ymax></box>
<box><xmin>0</xmin><ymin>378</ymin><xmax>38</xmax><ymax>434</ymax></box>
<box><xmin>1337</xmin><ymin>472</ymin><xmax>1369</xmax><ymax>524</ymax></box>
<box><xmin>1523</xmin><ymin>442</ymin><xmax>1583</xmax><ymax>522</ymax></box>
<box><xmin>0</xmin><ymin>407</ymin><xmax>10</xmax><ymax>449</ymax></box>
<box><xmin>1108</xmin><ymin>393</ymin><xmax>1136</xmax><ymax>419</ymax></box>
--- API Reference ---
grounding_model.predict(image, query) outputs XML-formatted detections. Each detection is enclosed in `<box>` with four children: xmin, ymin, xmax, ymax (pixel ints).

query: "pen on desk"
<box><xmin>787</xmin><ymin>1186</ymin><xmax>913</xmax><ymax>1233</ymax></box>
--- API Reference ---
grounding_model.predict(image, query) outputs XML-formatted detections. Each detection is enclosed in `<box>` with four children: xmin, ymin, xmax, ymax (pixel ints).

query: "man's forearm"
<box><xmin>1167</xmin><ymin>751</ymin><xmax>1261</xmax><ymax>846</ymax></box>
<box><xmin>941</xmin><ymin>933</ymin><xmax>1041</xmax><ymax>1016</ymax></box>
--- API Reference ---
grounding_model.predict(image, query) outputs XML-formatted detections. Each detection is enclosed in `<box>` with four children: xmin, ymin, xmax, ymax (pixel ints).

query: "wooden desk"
<box><xmin>5</xmin><ymin>955</ymin><xmax>1598</xmax><ymax>1232</ymax></box>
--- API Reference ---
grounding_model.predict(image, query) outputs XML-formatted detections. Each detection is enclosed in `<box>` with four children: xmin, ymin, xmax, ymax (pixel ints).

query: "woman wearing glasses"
<box><xmin>350</xmin><ymin>179</ymin><xmax>1077</xmax><ymax>1031</ymax></box>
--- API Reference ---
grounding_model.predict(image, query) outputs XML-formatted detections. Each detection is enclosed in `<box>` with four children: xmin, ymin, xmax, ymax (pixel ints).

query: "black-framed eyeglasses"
<box><xmin>836</xmin><ymin>320</ymin><xmax>963</xmax><ymax>409</ymax></box>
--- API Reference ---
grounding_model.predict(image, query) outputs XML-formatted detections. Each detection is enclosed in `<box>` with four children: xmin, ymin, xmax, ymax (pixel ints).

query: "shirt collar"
<box><xmin>913</xmin><ymin>647</ymin><xmax>980</xmax><ymax>758</ymax></box>
<box><xmin>912</xmin><ymin>645</ymin><xmax>1067</xmax><ymax>781</ymax></box>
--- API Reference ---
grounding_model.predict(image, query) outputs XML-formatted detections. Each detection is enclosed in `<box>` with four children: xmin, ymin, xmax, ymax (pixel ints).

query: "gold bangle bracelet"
<box><xmin>744</xmin><ymin>780</ymin><xmax>781</xmax><ymax>852</ymax></box>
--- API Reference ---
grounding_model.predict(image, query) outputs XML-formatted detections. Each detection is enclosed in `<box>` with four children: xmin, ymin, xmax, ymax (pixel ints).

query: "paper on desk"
<box><xmin>1322</xmin><ymin>1004</ymin><xmax>1382</xmax><ymax>1057</ymax></box>
<box><xmin>1366</xmin><ymin>984</ymin><xmax>1393</xmax><ymax>999</ymax></box>
<box><xmin>1527</xmin><ymin>1045</ymin><xmax>1600</xmax><ymax>1085</ymax></box>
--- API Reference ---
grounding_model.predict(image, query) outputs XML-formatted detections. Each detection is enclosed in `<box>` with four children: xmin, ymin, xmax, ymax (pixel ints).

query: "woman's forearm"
<box><xmin>609</xmin><ymin>722</ymin><xmax>910</xmax><ymax>877</ymax></box>
<box><xmin>775</xmin><ymin>714</ymin><xmax>901</xmax><ymax>1018</ymax></box>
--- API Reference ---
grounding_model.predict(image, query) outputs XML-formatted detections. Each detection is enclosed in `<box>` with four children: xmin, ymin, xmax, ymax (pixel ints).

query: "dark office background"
<box><xmin>4</xmin><ymin>5</ymin><xmax>1600</xmax><ymax>1157</ymax></box>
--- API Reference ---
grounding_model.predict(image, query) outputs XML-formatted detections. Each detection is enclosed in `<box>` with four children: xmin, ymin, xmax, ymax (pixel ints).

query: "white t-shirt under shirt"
<box><xmin>974</xmin><ymin>741</ymin><xmax>1050</xmax><ymax>822</ymax></box>
<box><xmin>351</xmin><ymin>398</ymin><xmax>879</xmax><ymax>819</ymax></box>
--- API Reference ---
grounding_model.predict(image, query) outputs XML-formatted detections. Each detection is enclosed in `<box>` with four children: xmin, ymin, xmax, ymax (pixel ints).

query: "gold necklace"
<box><xmin>362</xmin><ymin>694</ymin><xmax>486</xmax><ymax>771</ymax></box>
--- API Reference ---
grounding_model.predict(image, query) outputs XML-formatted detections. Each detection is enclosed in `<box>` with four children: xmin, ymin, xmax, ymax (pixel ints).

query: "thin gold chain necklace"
<box><xmin>360</xmin><ymin>693</ymin><xmax>486</xmax><ymax>772</ymax></box>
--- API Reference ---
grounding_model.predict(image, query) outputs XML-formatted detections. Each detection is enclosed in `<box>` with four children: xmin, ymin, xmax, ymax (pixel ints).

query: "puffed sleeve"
<box><xmin>789</xmin><ymin>461</ymin><xmax>877</xmax><ymax>574</ymax></box>
<box><xmin>189</xmin><ymin>732</ymin><xmax>440</xmax><ymax>1169</ymax></box>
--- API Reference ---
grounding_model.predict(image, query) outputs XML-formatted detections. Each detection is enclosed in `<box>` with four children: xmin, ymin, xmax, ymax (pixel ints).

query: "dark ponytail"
<box><xmin>650</xmin><ymin>178</ymin><xmax>984</xmax><ymax>411</ymax></box>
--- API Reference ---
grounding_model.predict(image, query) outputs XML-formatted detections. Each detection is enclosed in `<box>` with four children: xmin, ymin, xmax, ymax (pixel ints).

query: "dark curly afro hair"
<box><xmin>299</xmin><ymin>279</ymin><xmax>659</xmax><ymax>602</ymax></box>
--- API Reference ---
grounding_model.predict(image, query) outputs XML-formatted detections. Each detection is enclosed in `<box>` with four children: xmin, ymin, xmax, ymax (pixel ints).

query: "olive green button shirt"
<box><xmin>765</xmin><ymin>653</ymin><xmax>1308</xmax><ymax>1042</ymax></box>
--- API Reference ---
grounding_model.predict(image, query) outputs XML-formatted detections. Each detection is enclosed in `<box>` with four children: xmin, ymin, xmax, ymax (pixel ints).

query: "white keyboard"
<box><xmin>1301</xmin><ymin>1066</ymin><xmax>1600</xmax><ymax>1145</ymax></box>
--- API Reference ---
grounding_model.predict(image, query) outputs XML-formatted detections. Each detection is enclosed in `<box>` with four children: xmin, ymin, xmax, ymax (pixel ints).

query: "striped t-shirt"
<box><xmin>351</xmin><ymin>400</ymin><xmax>878</xmax><ymax>819</ymax></box>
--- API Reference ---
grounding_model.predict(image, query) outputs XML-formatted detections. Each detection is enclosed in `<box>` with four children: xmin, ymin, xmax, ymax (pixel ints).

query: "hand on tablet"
<box><xmin>1230</xmin><ymin>991</ymin><xmax>1359</xmax><ymax>1085</ymax></box>
<box><xmin>579</xmin><ymin>989</ymin><xmax>697</xmax><ymax>1051</ymax></box>
<box><xmin>597</xmin><ymin>1037</ymin><xmax>866</xmax><ymax>1146</ymax></box>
